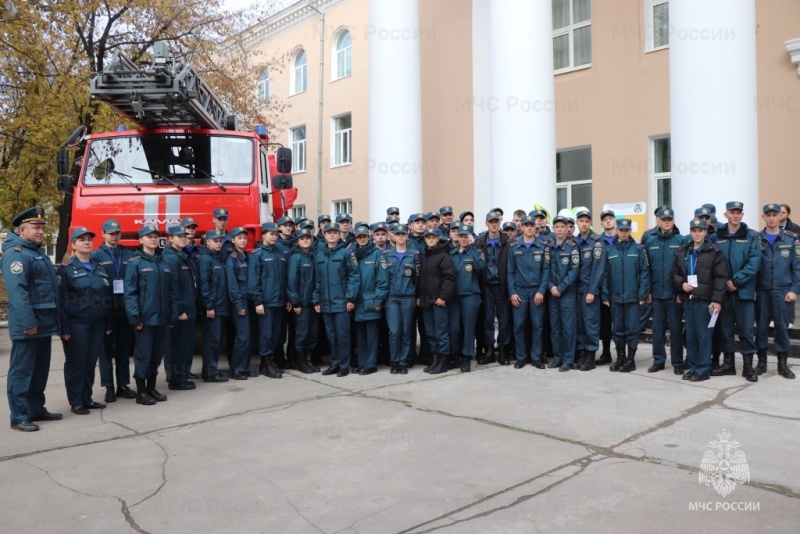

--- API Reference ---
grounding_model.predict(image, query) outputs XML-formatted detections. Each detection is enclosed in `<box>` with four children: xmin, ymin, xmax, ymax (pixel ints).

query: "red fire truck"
<box><xmin>57</xmin><ymin>43</ymin><xmax>295</xmax><ymax>249</ymax></box>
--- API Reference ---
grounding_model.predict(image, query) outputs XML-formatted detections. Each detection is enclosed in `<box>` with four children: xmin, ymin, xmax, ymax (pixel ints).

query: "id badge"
<box><xmin>113</xmin><ymin>279</ymin><xmax>124</xmax><ymax>294</ymax></box>
<box><xmin>687</xmin><ymin>275</ymin><xmax>698</xmax><ymax>288</ymax></box>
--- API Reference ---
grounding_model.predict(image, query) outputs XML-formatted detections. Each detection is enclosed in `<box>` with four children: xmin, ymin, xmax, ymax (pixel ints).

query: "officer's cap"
<box><xmin>575</xmin><ymin>209</ymin><xmax>592</xmax><ymax>220</ymax></box>
<box><xmin>335</xmin><ymin>213</ymin><xmax>352</xmax><ymax>223</ymax></box>
<box><xmin>600</xmin><ymin>210</ymin><xmax>616</xmax><ymax>220</ymax></box>
<box><xmin>295</xmin><ymin>217</ymin><xmax>308</xmax><ymax>227</ymax></box>
<box><xmin>459</xmin><ymin>211</ymin><xmax>474</xmax><ymax>221</ymax></box>
<box><xmin>355</xmin><ymin>226</ymin><xmax>370</xmax><ymax>237</ymax></box>
<box><xmin>393</xmin><ymin>224</ymin><xmax>409</xmax><ymax>235</ymax></box>
<box><xmin>386</xmin><ymin>207</ymin><xmax>400</xmax><ymax>216</ymax></box>
<box><xmin>520</xmin><ymin>215</ymin><xmax>536</xmax><ymax>226</ymax></box>
<box><xmin>690</xmin><ymin>218</ymin><xmax>708</xmax><ymax>230</ymax></box>
<box><xmin>321</xmin><ymin>222</ymin><xmax>339</xmax><ymax>233</ymax></box>
<box><xmin>502</xmin><ymin>222</ymin><xmax>517</xmax><ymax>231</ymax></box>
<box><xmin>294</xmin><ymin>228</ymin><xmax>313</xmax><ymax>239</ymax></box>
<box><xmin>70</xmin><ymin>226</ymin><xmax>95</xmax><ymax>241</ymax></box>
<box><xmin>138</xmin><ymin>224</ymin><xmax>159</xmax><ymax>238</ymax></box>
<box><xmin>180</xmin><ymin>217</ymin><xmax>198</xmax><ymax>228</ymax></box>
<box><xmin>552</xmin><ymin>216</ymin><xmax>570</xmax><ymax>226</ymax></box>
<box><xmin>439</xmin><ymin>205</ymin><xmax>454</xmax><ymax>216</ymax></box>
<box><xmin>694</xmin><ymin>207</ymin><xmax>712</xmax><ymax>218</ymax></box>
<box><xmin>261</xmin><ymin>222</ymin><xmax>279</xmax><ymax>233</ymax></box>
<box><xmin>371</xmin><ymin>222</ymin><xmax>388</xmax><ymax>233</ymax></box>
<box><xmin>167</xmin><ymin>225</ymin><xmax>187</xmax><ymax>237</ymax></box>
<box><xmin>491</xmin><ymin>207</ymin><xmax>504</xmax><ymax>216</ymax></box>
<box><xmin>205</xmin><ymin>229</ymin><xmax>223</xmax><ymax>240</ymax></box>
<box><xmin>458</xmin><ymin>224</ymin><xmax>474</xmax><ymax>236</ymax></box>
<box><xmin>617</xmin><ymin>219</ymin><xmax>633</xmax><ymax>230</ymax></box>
<box><xmin>228</xmin><ymin>226</ymin><xmax>247</xmax><ymax>238</ymax></box>
<box><xmin>763</xmin><ymin>203</ymin><xmax>780</xmax><ymax>214</ymax></box>
<box><xmin>102</xmin><ymin>219</ymin><xmax>122</xmax><ymax>233</ymax></box>
<box><xmin>213</xmin><ymin>207</ymin><xmax>229</xmax><ymax>219</ymax></box>
<box><xmin>423</xmin><ymin>228</ymin><xmax>441</xmax><ymax>238</ymax></box>
<box><xmin>276</xmin><ymin>216</ymin><xmax>293</xmax><ymax>226</ymax></box>
<box><xmin>486</xmin><ymin>210</ymin><xmax>501</xmax><ymax>222</ymax></box>
<box><xmin>386</xmin><ymin>215</ymin><xmax>400</xmax><ymax>223</ymax></box>
<box><xmin>726</xmin><ymin>201</ymin><xmax>744</xmax><ymax>212</ymax></box>
<box><xmin>702</xmin><ymin>203</ymin><xmax>717</xmax><ymax>214</ymax></box>
<box><xmin>655</xmin><ymin>206</ymin><xmax>674</xmax><ymax>220</ymax></box>
<box><xmin>354</xmin><ymin>221</ymin><xmax>368</xmax><ymax>231</ymax></box>
<box><xmin>409</xmin><ymin>213</ymin><xmax>426</xmax><ymax>223</ymax></box>
<box><xmin>709</xmin><ymin>215</ymin><xmax>718</xmax><ymax>225</ymax></box>
<box><xmin>299</xmin><ymin>220</ymin><xmax>315</xmax><ymax>229</ymax></box>
<box><xmin>425</xmin><ymin>211</ymin><xmax>440</xmax><ymax>221</ymax></box>
<box><xmin>12</xmin><ymin>207</ymin><xmax>46</xmax><ymax>227</ymax></box>
<box><xmin>318</xmin><ymin>214</ymin><xmax>332</xmax><ymax>224</ymax></box>
<box><xmin>527</xmin><ymin>210</ymin><xmax>542</xmax><ymax>219</ymax></box>
<box><xmin>449</xmin><ymin>221</ymin><xmax>461</xmax><ymax>230</ymax></box>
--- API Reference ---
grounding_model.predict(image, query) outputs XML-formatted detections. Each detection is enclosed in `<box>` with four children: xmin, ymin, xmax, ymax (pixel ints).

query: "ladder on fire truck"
<box><xmin>89</xmin><ymin>42</ymin><xmax>236</xmax><ymax>131</ymax></box>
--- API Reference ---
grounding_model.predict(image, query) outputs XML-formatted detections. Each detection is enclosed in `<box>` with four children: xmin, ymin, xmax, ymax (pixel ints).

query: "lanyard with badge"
<box><xmin>108</xmin><ymin>246</ymin><xmax>124</xmax><ymax>294</ymax></box>
<box><xmin>687</xmin><ymin>249</ymin><xmax>699</xmax><ymax>288</ymax></box>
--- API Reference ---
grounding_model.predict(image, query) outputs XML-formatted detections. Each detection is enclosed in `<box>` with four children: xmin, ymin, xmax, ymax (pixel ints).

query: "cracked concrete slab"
<box><xmin>723</xmin><ymin>373</ymin><xmax>800</xmax><ymax>419</ymax></box>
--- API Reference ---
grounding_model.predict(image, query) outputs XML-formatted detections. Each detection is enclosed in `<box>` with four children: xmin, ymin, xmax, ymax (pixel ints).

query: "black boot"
<box><xmin>449</xmin><ymin>354</ymin><xmax>459</xmax><ymax>370</ymax></box>
<box><xmin>307</xmin><ymin>351</ymin><xmax>320</xmax><ymax>373</ymax></box>
<box><xmin>741</xmin><ymin>354</ymin><xmax>758</xmax><ymax>382</ymax></box>
<box><xmin>274</xmin><ymin>345</ymin><xmax>288</xmax><ymax>369</ymax></box>
<box><xmin>460</xmin><ymin>356</ymin><xmax>471</xmax><ymax>373</ymax></box>
<box><xmin>610</xmin><ymin>346</ymin><xmax>626</xmax><ymax>372</ymax></box>
<box><xmin>135</xmin><ymin>378</ymin><xmax>156</xmax><ymax>406</ymax></box>
<box><xmin>755</xmin><ymin>349</ymin><xmax>768</xmax><ymax>376</ymax></box>
<box><xmin>476</xmin><ymin>346</ymin><xmax>496</xmax><ymax>365</ymax></box>
<box><xmin>710</xmin><ymin>352</ymin><xmax>721</xmax><ymax>373</ymax></box>
<box><xmin>596</xmin><ymin>339</ymin><xmax>612</xmax><ymax>365</ymax></box>
<box><xmin>497</xmin><ymin>346</ymin><xmax>511</xmax><ymax>366</ymax></box>
<box><xmin>259</xmin><ymin>357</ymin><xmax>269</xmax><ymax>376</ymax></box>
<box><xmin>777</xmin><ymin>353</ymin><xmax>796</xmax><ymax>379</ymax></box>
<box><xmin>296</xmin><ymin>351</ymin><xmax>315</xmax><ymax>374</ymax></box>
<box><xmin>146</xmin><ymin>377</ymin><xmax>167</xmax><ymax>402</ymax></box>
<box><xmin>264</xmin><ymin>357</ymin><xmax>283</xmax><ymax>379</ymax></box>
<box><xmin>580</xmin><ymin>351</ymin><xmax>596</xmax><ymax>371</ymax></box>
<box><xmin>619</xmin><ymin>348</ymin><xmax>636</xmax><ymax>372</ymax></box>
<box><xmin>711</xmin><ymin>352</ymin><xmax>736</xmax><ymax>376</ymax></box>
<box><xmin>428</xmin><ymin>354</ymin><xmax>449</xmax><ymax>375</ymax></box>
<box><xmin>424</xmin><ymin>354</ymin><xmax>440</xmax><ymax>373</ymax></box>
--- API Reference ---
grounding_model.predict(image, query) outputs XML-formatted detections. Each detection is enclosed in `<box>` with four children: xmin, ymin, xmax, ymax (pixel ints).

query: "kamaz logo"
<box><xmin>134</xmin><ymin>218</ymin><xmax>181</xmax><ymax>225</ymax></box>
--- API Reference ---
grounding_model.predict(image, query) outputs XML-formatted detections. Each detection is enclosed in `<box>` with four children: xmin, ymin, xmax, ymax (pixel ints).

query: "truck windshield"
<box><xmin>83</xmin><ymin>134</ymin><xmax>254</xmax><ymax>186</ymax></box>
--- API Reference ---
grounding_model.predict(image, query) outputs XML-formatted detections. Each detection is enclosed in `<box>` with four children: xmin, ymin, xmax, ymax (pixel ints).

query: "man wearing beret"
<box><xmin>2</xmin><ymin>207</ymin><xmax>63</xmax><ymax>431</ymax></box>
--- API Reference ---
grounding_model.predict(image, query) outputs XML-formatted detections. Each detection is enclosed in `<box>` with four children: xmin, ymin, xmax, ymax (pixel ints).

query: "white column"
<box><xmin>489</xmin><ymin>0</ymin><xmax>556</xmax><ymax>217</ymax></box>
<box><xmin>669</xmin><ymin>0</ymin><xmax>759</xmax><ymax>228</ymax></box>
<box><xmin>368</xmin><ymin>0</ymin><xmax>422</xmax><ymax>223</ymax></box>
<box><xmin>472</xmin><ymin>0</ymin><xmax>492</xmax><ymax>221</ymax></box>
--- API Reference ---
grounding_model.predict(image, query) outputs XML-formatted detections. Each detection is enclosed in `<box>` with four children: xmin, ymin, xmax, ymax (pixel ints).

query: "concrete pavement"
<box><xmin>1</xmin><ymin>330</ymin><xmax>798</xmax><ymax>533</ymax></box>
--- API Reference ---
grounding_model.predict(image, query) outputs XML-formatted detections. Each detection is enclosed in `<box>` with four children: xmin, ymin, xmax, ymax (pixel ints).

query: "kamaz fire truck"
<box><xmin>57</xmin><ymin>42</ymin><xmax>295</xmax><ymax>249</ymax></box>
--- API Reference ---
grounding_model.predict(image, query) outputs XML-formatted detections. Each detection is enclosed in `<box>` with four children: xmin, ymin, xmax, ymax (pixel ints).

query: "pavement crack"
<box><xmin>129</xmin><ymin>437</ymin><xmax>169</xmax><ymax>507</ymax></box>
<box><xmin>16</xmin><ymin>459</ymin><xmax>98</xmax><ymax>498</ymax></box>
<box><xmin>117</xmin><ymin>497</ymin><xmax>151</xmax><ymax>533</ymax></box>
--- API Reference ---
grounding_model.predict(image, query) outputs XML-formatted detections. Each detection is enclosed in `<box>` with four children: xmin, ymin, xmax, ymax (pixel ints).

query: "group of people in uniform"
<box><xmin>2</xmin><ymin>201</ymin><xmax>798</xmax><ymax>432</ymax></box>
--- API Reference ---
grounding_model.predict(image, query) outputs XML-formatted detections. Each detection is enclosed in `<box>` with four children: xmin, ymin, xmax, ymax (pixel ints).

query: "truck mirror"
<box><xmin>65</xmin><ymin>125</ymin><xmax>87</xmax><ymax>147</ymax></box>
<box><xmin>93</xmin><ymin>158</ymin><xmax>115</xmax><ymax>180</ymax></box>
<box><xmin>276</xmin><ymin>147</ymin><xmax>292</xmax><ymax>174</ymax></box>
<box><xmin>57</xmin><ymin>147</ymin><xmax>69</xmax><ymax>175</ymax></box>
<box><xmin>57</xmin><ymin>175</ymin><xmax>73</xmax><ymax>193</ymax></box>
<box><xmin>272</xmin><ymin>174</ymin><xmax>293</xmax><ymax>191</ymax></box>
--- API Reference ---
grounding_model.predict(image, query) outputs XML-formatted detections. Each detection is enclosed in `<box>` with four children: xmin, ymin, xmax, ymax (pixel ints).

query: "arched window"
<box><xmin>292</xmin><ymin>49</ymin><xmax>307</xmax><ymax>94</ymax></box>
<box><xmin>334</xmin><ymin>30</ymin><xmax>352</xmax><ymax>79</ymax></box>
<box><xmin>257</xmin><ymin>68</ymin><xmax>269</xmax><ymax>103</ymax></box>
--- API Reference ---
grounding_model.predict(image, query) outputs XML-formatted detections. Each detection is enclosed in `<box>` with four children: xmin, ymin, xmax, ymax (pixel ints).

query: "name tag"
<box><xmin>688</xmin><ymin>275</ymin><xmax>698</xmax><ymax>287</ymax></box>
<box><xmin>113</xmin><ymin>280</ymin><xmax>124</xmax><ymax>294</ymax></box>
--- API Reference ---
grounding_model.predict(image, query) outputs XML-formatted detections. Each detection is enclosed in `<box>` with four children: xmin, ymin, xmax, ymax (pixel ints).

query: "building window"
<box><xmin>292</xmin><ymin>205</ymin><xmax>307</xmax><ymax>220</ymax></box>
<box><xmin>556</xmin><ymin>147</ymin><xmax>592</xmax><ymax>212</ymax></box>
<box><xmin>334</xmin><ymin>30</ymin><xmax>352</xmax><ymax>80</ymax></box>
<box><xmin>552</xmin><ymin>0</ymin><xmax>592</xmax><ymax>72</ymax></box>
<box><xmin>291</xmin><ymin>49</ymin><xmax>307</xmax><ymax>95</ymax></box>
<box><xmin>652</xmin><ymin>136</ymin><xmax>671</xmax><ymax>210</ymax></box>
<box><xmin>257</xmin><ymin>68</ymin><xmax>270</xmax><ymax>103</ymax></box>
<box><xmin>332</xmin><ymin>114</ymin><xmax>352</xmax><ymax>167</ymax></box>
<box><xmin>290</xmin><ymin>126</ymin><xmax>306</xmax><ymax>173</ymax></box>
<box><xmin>333</xmin><ymin>199</ymin><xmax>352</xmax><ymax>216</ymax></box>
<box><xmin>645</xmin><ymin>0</ymin><xmax>669</xmax><ymax>51</ymax></box>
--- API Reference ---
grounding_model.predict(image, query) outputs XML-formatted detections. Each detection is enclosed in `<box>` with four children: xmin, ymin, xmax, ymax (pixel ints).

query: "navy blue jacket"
<box><xmin>354</xmin><ymin>242</ymin><xmax>389</xmax><ymax>321</ymax></box>
<box><xmin>248</xmin><ymin>242</ymin><xmax>288</xmax><ymax>308</ymax></box>
<box><xmin>602</xmin><ymin>238</ymin><xmax>651</xmax><ymax>304</ymax></box>
<box><xmin>197</xmin><ymin>247</ymin><xmax>230</xmax><ymax>316</ymax></box>
<box><xmin>507</xmin><ymin>239</ymin><xmax>549</xmax><ymax>296</ymax></box>
<box><xmin>384</xmin><ymin>247</ymin><xmax>420</xmax><ymax>298</ymax></box>
<box><xmin>313</xmin><ymin>241</ymin><xmax>360</xmax><ymax>313</ymax></box>
<box><xmin>92</xmin><ymin>243</ymin><xmax>134</xmax><ymax>317</ymax></box>
<box><xmin>547</xmin><ymin>239</ymin><xmax>580</xmax><ymax>295</ymax></box>
<box><xmin>287</xmin><ymin>247</ymin><xmax>316</xmax><ymax>308</ymax></box>
<box><xmin>451</xmin><ymin>244</ymin><xmax>485</xmax><ymax>296</ymax></box>
<box><xmin>57</xmin><ymin>256</ymin><xmax>112</xmax><ymax>335</ymax></box>
<box><xmin>757</xmin><ymin>229</ymin><xmax>800</xmax><ymax>293</ymax></box>
<box><xmin>576</xmin><ymin>232</ymin><xmax>606</xmax><ymax>296</ymax></box>
<box><xmin>226</xmin><ymin>250</ymin><xmax>249</xmax><ymax>314</ymax></box>
<box><xmin>645</xmin><ymin>226</ymin><xmax>687</xmax><ymax>299</ymax></box>
<box><xmin>162</xmin><ymin>246</ymin><xmax>197</xmax><ymax>320</ymax></box>
<box><xmin>124</xmin><ymin>251</ymin><xmax>179</xmax><ymax>326</ymax></box>
<box><xmin>1</xmin><ymin>232</ymin><xmax>59</xmax><ymax>340</ymax></box>
<box><xmin>710</xmin><ymin>223</ymin><xmax>761</xmax><ymax>300</ymax></box>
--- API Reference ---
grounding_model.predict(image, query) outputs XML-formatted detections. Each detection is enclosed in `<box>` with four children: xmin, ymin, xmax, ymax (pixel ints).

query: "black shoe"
<box><xmin>10</xmin><ymin>421</ymin><xmax>39</xmax><ymax>432</ymax></box>
<box><xmin>619</xmin><ymin>350</ymin><xmax>637</xmax><ymax>373</ymax></box>
<box><xmin>189</xmin><ymin>372</ymin><xmax>200</xmax><ymax>380</ymax></box>
<box><xmin>530</xmin><ymin>361</ymin><xmax>545</xmax><ymax>369</ymax></box>
<box><xmin>673</xmin><ymin>365</ymin><xmax>684</xmax><ymax>375</ymax></box>
<box><xmin>390</xmin><ymin>364</ymin><xmax>399</xmax><ymax>375</ymax></box>
<box><xmin>547</xmin><ymin>360</ymin><xmax>561</xmax><ymax>369</ymax></box>
<box><xmin>31</xmin><ymin>411</ymin><xmax>63</xmax><ymax>422</ymax></box>
<box><xmin>352</xmin><ymin>367</ymin><xmax>362</xmax><ymax>374</ymax></box>
<box><xmin>322</xmin><ymin>366</ymin><xmax>339</xmax><ymax>376</ymax></box>
<box><xmin>711</xmin><ymin>353</ymin><xmax>737</xmax><ymax>376</ymax></box>
<box><xmin>559</xmin><ymin>365</ymin><xmax>571</xmax><ymax>372</ymax></box>
<box><xmin>742</xmin><ymin>354</ymin><xmax>758</xmax><ymax>382</ymax></box>
<box><xmin>461</xmin><ymin>357</ymin><xmax>471</xmax><ymax>373</ymax></box>
<box><xmin>476</xmin><ymin>348</ymin><xmax>496</xmax><ymax>365</ymax></box>
<box><xmin>117</xmin><ymin>385</ymin><xmax>137</xmax><ymax>399</ymax></box>
<box><xmin>682</xmin><ymin>370</ymin><xmax>694</xmax><ymax>380</ymax></box>
<box><xmin>71</xmin><ymin>405</ymin><xmax>90</xmax><ymax>415</ymax></box>
<box><xmin>168</xmin><ymin>383</ymin><xmax>197</xmax><ymax>390</ymax></box>
<box><xmin>136</xmin><ymin>392</ymin><xmax>157</xmax><ymax>406</ymax></box>
<box><xmin>777</xmin><ymin>354</ymin><xmax>796</xmax><ymax>379</ymax></box>
<box><xmin>246</xmin><ymin>369</ymin><xmax>259</xmax><ymax>378</ymax></box>
<box><xmin>230</xmin><ymin>371</ymin><xmax>248</xmax><ymax>380</ymax></box>
<box><xmin>755</xmin><ymin>351</ymin><xmax>768</xmax><ymax>376</ymax></box>
<box><xmin>359</xmin><ymin>367</ymin><xmax>377</xmax><ymax>375</ymax></box>
<box><xmin>398</xmin><ymin>365</ymin><xmax>408</xmax><ymax>375</ymax></box>
<box><xmin>84</xmin><ymin>401</ymin><xmax>106</xmax><ymax>410</ymax></box>
<box><xmin>689</xmin><ymin>373</ymin><xmax>710</xmax><ymax>382</ymax></box>
<box><xmin>595</xmin><ymin>352</ymin><xmax>612</xmax><ymax>365</ymax></box>
<box><xmin>497</xmin><ymin>347</ymin><xmax>511</xmax><ymax>366</ymax></box>
<box><xmin>147</xmin><ymin>389</ymin><xmax>167</xmax><ymax>402</ymax></box>
<box><xmin>514</xmin><ymin>361</ymin><xmax>526</xmax><ymax>369</ymax></box>
<box><xmin>337</xmin><ymin>368</ymin><xmax>350</xmax><ymax>377</ymax></box>
<box><xmin>204</xmin><ymin>375</ymin><xmax>229</xmax><ymax>383</ymax></box>
<box><xmin>647</xmin><ymin>363</ymin><xmax>665</xmax><ymax>373</ymax></box>
<box><xmin>104</xmin><ymin>387</ymin><xmax>117</xmax><ymax>403</ymax></box>
<box><xmin>580</xmin><ymin>351</ymin><xmax>596</xmax><ymax>371</ymax></box>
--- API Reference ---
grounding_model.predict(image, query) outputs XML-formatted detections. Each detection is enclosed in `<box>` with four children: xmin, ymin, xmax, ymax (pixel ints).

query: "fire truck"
<box><xmin>57</xmin><ymin>42</ymin><xmax>296</xmax><ymax>249</ymax></box>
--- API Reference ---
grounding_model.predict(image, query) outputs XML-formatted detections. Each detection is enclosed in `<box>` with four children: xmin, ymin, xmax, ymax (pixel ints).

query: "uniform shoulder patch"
<box><xmin>9</xmin><ymin>260</ymin><xmax>24</xmax><ymax>275</ymax></box>
<box><xmin>14</xmin><ymin>246</ymin><xmax>22</xmax><ymax>252</ymax></box>
<box><xmin>784</xmin><ymin>230</ymin><xmax>798</xmax><ymax>238</ymax></box>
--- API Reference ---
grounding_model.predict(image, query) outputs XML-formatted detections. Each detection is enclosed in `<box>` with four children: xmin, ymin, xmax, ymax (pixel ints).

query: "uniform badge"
<box><xmin>594</xmin><ymin>247</ymin><xmax>602</xmax><ymax>260</ymax></box>
<box><xmin>544</xmin><ymin>252</ymin><xmax>551</xmax><ymax>263</ymax></box>
<box><xmin>795</xmin><ymin>244</ymin><xmax>800</xmax><ymax>258</ymax></box>
<box><xmin>9</xmin><ymin>261</ymin><xmax>23</xmax><ymax>275</ymax></box>
<box><xmin>534</xmin><ymin>253</ymin><xmax>542</xmax><ymax>262</ymax></box>
<box><xmin>562</xmin><ymin>256</ymin><xmax>569</xmax><ymax>265</ymax></box>
<box><xmin>380</xmin><ymin>257</ymin><xmax>388</xmax><ymax>270</ymax></box>
<box><xmin>781</xmin><ymin>249</ymin><xmax>790</xmax><ymax>258</ymax></box>
<box><xmin>465</xmin><ymin>264</ymin><xmax>473</xmax><ymax>272</ymax></box>
<box><xmin>583</xmin><ymin>250</ymin><xmax>591</xmax><ymax>259</ymax></box>
<box><xmin>352</xmin><ymin>256</ymin><xmax>358</xmax><ymax>266</ymax></box>
<box><xmin>572</xmin><ymin>255</ymin><xmax>579</xmax><ymax>265</ymax></box>
<box><xmin>404</xmin><ymin>268</ymin><xmax>412</xmax><ymax>276</ymax></box>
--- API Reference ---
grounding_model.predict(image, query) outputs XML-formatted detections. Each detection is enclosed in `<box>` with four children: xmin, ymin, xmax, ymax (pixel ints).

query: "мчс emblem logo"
<box><xmin>699</xmin><ymin>429</ymin><xmax>750</xmax><ymax>498</ymax></box>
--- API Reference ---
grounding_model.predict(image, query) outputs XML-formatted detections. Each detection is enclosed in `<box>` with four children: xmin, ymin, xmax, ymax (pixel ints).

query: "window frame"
<box><xmin>332</xmin><ymin>199</ymin><xmax>352</xmax><ymax>217</ymax></box>
<box><xmin>556</xmin><ymin>145</ymin><xmax>592</xmax><ymax>212</ymax></box>
<box><xmin>332</xmin><ymin>29</ymin><xmax>352</xmax><ymax>80</ymax></box>
<box><xmin>291</xmin><ymin>48</ymin><xmax>308</xmax><ymax>95</ymax></box>
<box><xmin>290</xmin><ymin>125</ymin><xmax>307</xmax><ymax>173</ymax></box>
<box><xmin>257</xmin><ymin>68</ymin><xmax>270</xmax><ymax>104</ymax></box>
<box><xmin>291</xmin><ymin>205</ymin><xmax>307</xmax><ymax>220</ymax></box>
<box><xmin>649</xmin><ymin>134</ymin><xmax>672</xmax><ymax>225</ymax></box>
<box><xmin>644</xmin><ymin>0</ymin><xmax>670</xmax><ymax>53</ymax></box>
<box><xmin>331</xmin><ymin>113</ymin><xmax>352</xmax><ymax>168</ymax></box>
<box><xmin>553</xmin><ymin>0</ymin><xmax>592</xmax><ymax>74</ymax></box>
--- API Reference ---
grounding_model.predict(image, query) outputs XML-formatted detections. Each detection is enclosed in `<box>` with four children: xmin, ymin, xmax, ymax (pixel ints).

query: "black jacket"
<box><xmin>783</xmin><ymin>217</ymin><xmax>800</xmax><ymax>236</ymax></box>
<box><xmin>417</xmin><ymin>242</ymin><xmax>455</xmax><ymax>307</ymax></box>
<box><xmin>671</xmin><ymin>240</ymin><xmax>728</xmax><ymax>303</ymax></box>
<box><xmin>475</xmin><ymin>232</ymin><xmax>510</xmax><ymax>298</ymax></box>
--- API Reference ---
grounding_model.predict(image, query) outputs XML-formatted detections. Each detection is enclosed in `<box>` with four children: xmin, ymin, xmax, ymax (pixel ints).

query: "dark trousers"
<box><xmin>612</xmin><ymin>302</ymin><xmax>641</xmax><ymax>351</ymax></box>
<box><xmin>422</xmin><ymin>305</ymin><xmax>450</xmax><ymax>355</ymax></box>
<box><xmin>548</xmin><ymin>291</ymin><xmax>577</xmax><ymax>365</ymax></box>
<box><xmin>257</xmin><ymin>307</ymin><xmax>284</xmax><ymax>358</ymax></box>
<box><xmin>202</xmin><ymin>315</ymin><xmax>224</xmax><ymax>378</ymax></box>
<box><xmin>512</xmin><ymin>289</ymin><xmax>545</xmax><ymax>363</ymax></box>
<box><xmin>600</xmin><ymin>301</ymin><xmax>613</xmax><ymax>341</ymax></box>
<box><xmin>7</xmin><ymin>337</ymin><xmax>51</xmax><ymax>423</ymax></box>
<box><xmin>378</xmin><ymin>311</ymin><xmax>390</xmax><ymax>364</ymax></box>
<box><xmin>449</xmin><ymin>294</ymin><xmax>480</xmax><ymax>357</ymax></box>
<box><xmin>322</xmin><ymin>312</ymin><xmax>352</xmax><ymax>369</ymax></box>
<box><xmin>100</xmin><ymin>314</ymin><xmax>133</xmax><ymax>388</ymax></box>
<box><xmin>294</xmin><ymin>307</ymin><xmax>318</xmax><ymax>351</ymax></box>
<box><xmin>757</xmin><ymin>289</ymin><xmax>793</xmax><ymax>352</ymax></box>
<box><xmin>410</xmin><ymin>308</ymin><xmax>431</xmax><ymax>363</ymax></box>
<box><xmin>720</xmin><ymin>295</ymin><xmax>756</xmax><ymax>355</ymax></box>
<box><xmin>356</xmin><ymin>320</ymin><xmax>380</xmax><ymax>368</ymax></box>
<box><xmin>651</xmin><ymin>298</ymin><xmax>684</xmax><ymax>366</ymax></box>
<box><xmin>386</xmin><ymin>296</ymin><xmax>415</xmax><ymax>365</ymax></box>
<box><xmin>230</xmin><ymin>312</ymin><xmax>251</xmax><ymax>373</ymax></box>
<box><xmin>62</xmin><ymin>319</ymin><xmax>103</xmax><ymax>407</ymax></box>
<box><xmin>133</xmin><ymin>325</ymin><xmax>169</xmax><ymax>380</ymax></box>
<box><xmin>168</xmin><ymin>318</ymin><xmax>196</xmax><ymax>385</ymax></box>
<box><xmin>684</xmin><ymin>298</ymin><xmax>713</xmax><ymax>375</ymax></box>
<box><xmin>576</xmin><ymin>293</ymin><xmax>601</xmax><ymax>352</ymax></box>
<box><xmin>483</xmin><ymin>284</ymin><xmax>510</xmax><ymax>347</ymax></box>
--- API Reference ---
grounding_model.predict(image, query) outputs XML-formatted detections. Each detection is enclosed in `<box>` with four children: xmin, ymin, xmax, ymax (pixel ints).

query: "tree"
<box><xmin>0</xmin><ymin>0</ymin><xmax>286</xmax><ymax>259</ymax></box>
